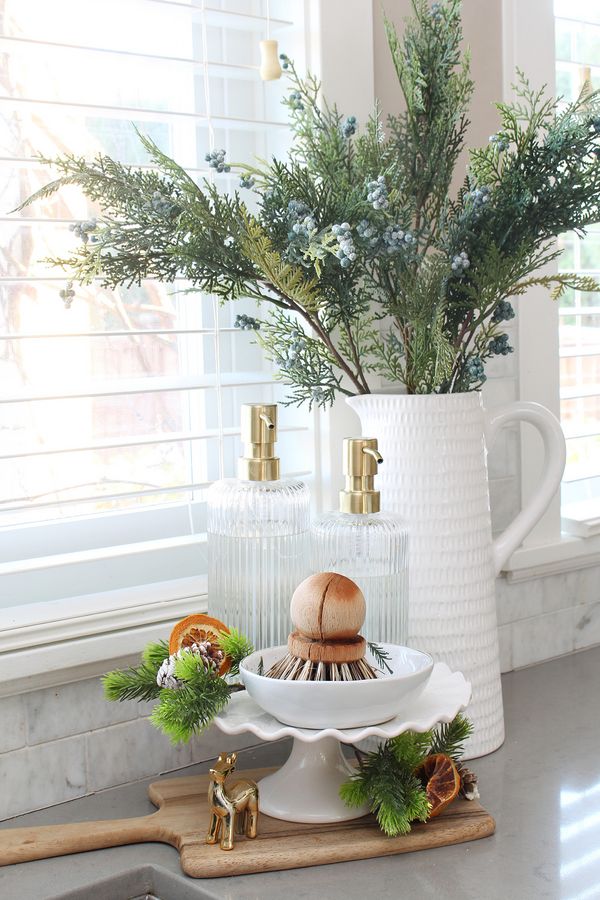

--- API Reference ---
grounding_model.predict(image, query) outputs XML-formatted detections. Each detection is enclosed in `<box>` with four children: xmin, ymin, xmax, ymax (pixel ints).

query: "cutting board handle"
<box><xmin>0</xmin><ymin>813</ymin><xmax>161</xmax><ymax>866</ymax></box>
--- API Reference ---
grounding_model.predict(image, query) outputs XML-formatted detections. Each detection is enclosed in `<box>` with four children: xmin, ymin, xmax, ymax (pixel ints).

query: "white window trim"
<box><xmin>0</xmin><ymin>0</ymin><xmax>376</xmax><ymax>686</ymax></box>
<box><xmin>0</xmin><ymin>576</ymin><xmax>207</xmax><ymax>697</ymax></box>
<box><xmin>501</xmin><ymin>0</ymin><xmax>600</xmax><ymax>579</ymax></box>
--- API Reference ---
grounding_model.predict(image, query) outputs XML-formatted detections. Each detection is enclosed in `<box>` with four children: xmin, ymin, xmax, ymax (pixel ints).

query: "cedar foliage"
<box><xmin>17</xmin><ymin>1</ymin><xmax>600</xmax><ymax>401</ymax></box>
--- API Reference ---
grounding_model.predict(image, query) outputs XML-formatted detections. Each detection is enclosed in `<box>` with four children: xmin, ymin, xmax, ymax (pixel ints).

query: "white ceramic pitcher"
<box><xmin>347</xmin><ymin>392</ymin><xmax>566</xmax><ymax>758</ymax></box>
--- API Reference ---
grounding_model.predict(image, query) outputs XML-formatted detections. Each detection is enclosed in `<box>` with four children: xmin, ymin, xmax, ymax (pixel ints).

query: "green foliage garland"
<box><xmin>340</xmin><ymin>714</ymin><xmax>473</xmax><ymax>836</ymax></box>
<box><xmin>16</xmin><ymin>0</ymin><xmax>600</xmax><ymax>401</ymax></box>
<box><xmin>102</xmin><ymin>629</ymin><xmax>253</xmax><ymax>743</ymax></box>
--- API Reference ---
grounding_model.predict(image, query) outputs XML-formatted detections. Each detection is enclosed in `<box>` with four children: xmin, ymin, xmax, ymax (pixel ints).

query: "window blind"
<box><xmin>0</xmin><ymin>0</ymin><xmax>316</xmax><ymax>606</ymax></box>
<box><xmin>555</xmin><ymin>0</ymin><xmax>600</xmax><ymax>530</ymax></box>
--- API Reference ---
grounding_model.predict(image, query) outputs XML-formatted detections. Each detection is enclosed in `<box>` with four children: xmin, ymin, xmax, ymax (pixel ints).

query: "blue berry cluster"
<box><xmin>489</xmin><ymin>133</ymin><xmax>509</xmax><ymax>152</ymax></box>
<box><xmin>488</xmin><ymin>333</ymin><xmax>513</xmax><ymax>356</ymax></box>
<box><xmin>357</xmin><ymin>218</ymin><xmax>379</xmax><ymax>248</ymax></box>
<box><xmin>470</xmin><ymin>184</ymin><xmax>490</xmax><ymax>210</ymax></box>
<box><xmin>205</xmin><ymin>149</ymin><xmax>230</xmax><ymax>173</ymax></box>
<box><xmin>234</xmin><ymin>313</ymin><xmax>260</xmax><ymax>331</ymax></box>
<box><xmin>239</xmin><ymin>174</ymin><xmax>255</xmax><ymax>189</ymax></box>
<box><xmin>59</xmin><ymin>280</ymin><xmax>75</xmax><ymax>309</ymax></box>
<box><xmin>150</xmin><ymin>191</ymin><xmax>177</xmax><ymax>217</ymax></box>
<box><xmin>311</xmin><ymin>387</ymin><xmax>325</xmax><ymax>404</ymax></box>
<box><xmin>590</xmin><ymin>116</ymin><xmax>600</xmax><ymax>134</ymax></box>
<box><xmin>366</xmin><ymin>176</ymin><xmax>389</xmax><ymax>210</ymax></box>
<box><xmin>224</xmin><ymin>235</ymin><xmax>235</xmax><ymax>248</ymax></box>
<box><xmin>430</xmin><ymin>2</ymin><xmax>443</xmax><ymax>21</ymax></box>
<box><xmin>340</xmin><ymin>116</ymin><xmax>357</xmax><ymax>139</ymax></box>
<box><xmin>492</xmin><ymin>300</ymin><xmax>515</xmax><ymax>323</ymax></box>
<box><xmin>284</xmin><ymin>201</ymin><xmax>314</xmax><ymax>265</ymax></box>
<box><xmin>289</xmin><ymin>91</ymin><xmax>304</xmax><ymax>111</ymax></box>
<box><xmin>382</xmin><ymin>224</ymin><xmax>413</xmax><ymax>254</ymax></box>
<box><xmin>69</xmin><ymin>219</ymin><xmax>97</xmax><ymax>243</ymax></box>
<box><xmin>279</xmin><ymin>329</ymin><xmax>306</xmax><ymax>372</ymax></box>
<box><xmin>451</xmin><ymin>251</ymin><xmax>470</xmax><ymax>274</ymax></box>
<box><xmin>287</xmin><ymin>199</ymin><xmax>310</xmax><ymax>222</ymax></box>
<box><xmin>332</xmin><ymin>223</ymin><xmax>356</xmax><ymax>268</ymax></box>
<box><xmin>466</xmin><ymin>356</ymin><xmax>486</xmax><ymax>383</ymax></box>
<box><xmin>291</xmin><ymin>214</ymin><xmax>317</xmax><ymax>239</ymax></box>
<box><xmin>279</xmin><ymin>53</ymin><xmax>290</xmax><ymax>71</ymax></box>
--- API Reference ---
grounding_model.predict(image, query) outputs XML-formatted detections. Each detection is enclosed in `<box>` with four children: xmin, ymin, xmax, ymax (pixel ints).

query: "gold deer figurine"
<box><xmin>206</xmin><ymin>752</ymin><xmax>259</xmax><ymax>851</ymax></box>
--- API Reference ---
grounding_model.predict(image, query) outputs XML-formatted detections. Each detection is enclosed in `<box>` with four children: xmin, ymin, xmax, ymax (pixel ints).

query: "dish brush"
<box><xmin>265</xmin><ymin>572</ymin><xmax>377</xmax><ymax>681</ymax></box>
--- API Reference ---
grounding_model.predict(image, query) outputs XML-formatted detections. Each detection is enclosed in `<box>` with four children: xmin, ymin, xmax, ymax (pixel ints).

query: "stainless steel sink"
<box><xmin>49</xmin><ymin>864</ymin><xmax>219</xmax><ymax>900</ymax></box>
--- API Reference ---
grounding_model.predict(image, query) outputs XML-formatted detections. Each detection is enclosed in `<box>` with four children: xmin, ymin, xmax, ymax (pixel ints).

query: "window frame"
<box><xmin>0</xmin><ymin>0</ymin><xmax>376</xmax><ymax>690</ymax></box>
<box><xmin>502</xmin><ymin>0</ymin><xmax>600</xmax><ymax>580</ymax></box>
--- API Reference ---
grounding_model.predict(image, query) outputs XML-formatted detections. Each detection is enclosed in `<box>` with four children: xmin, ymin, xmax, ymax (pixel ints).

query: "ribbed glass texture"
<box><xmin>207</xmin><ymin>478</ymin><xmax>310</xmax><ymax>650</ymax></box>
<box><xmin>312</xmin><ymin>512</ymin><xmax>409</xmax><ymax>645</ymax></box>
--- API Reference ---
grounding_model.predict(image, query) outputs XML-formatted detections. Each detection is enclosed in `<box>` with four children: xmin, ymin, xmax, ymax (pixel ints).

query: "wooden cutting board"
<box><xmin>0</xmin><ymin>768</ymin><xmax>495</xmax><ymax>878</ymax></box>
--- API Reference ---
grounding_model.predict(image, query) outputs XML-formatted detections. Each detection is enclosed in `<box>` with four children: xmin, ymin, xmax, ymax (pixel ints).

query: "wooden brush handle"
<box><xmin>288</xmin><ymin>632</ymin><xmax>366</xmax><ymax>664</ymax></box>
<box><xmin>0</xmin><ymin>814</ymin><xmax>160</xmax><ymax>866</ymax></box>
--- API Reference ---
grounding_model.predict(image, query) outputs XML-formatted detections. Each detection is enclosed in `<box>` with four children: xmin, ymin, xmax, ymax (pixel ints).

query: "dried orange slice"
<box><xmin>415</xmin><ymin>753</ymin><xmax>461</xmax><ymax>818</ymax></box>
<box><xmin>169</xmin><ymin>614</ymin><xmax>231</xmax><ymax>675</ymax></box>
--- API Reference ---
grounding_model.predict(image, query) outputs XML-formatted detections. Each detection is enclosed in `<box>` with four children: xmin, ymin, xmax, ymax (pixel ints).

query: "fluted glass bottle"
<box><xmin>207</xmin><ymin>404</ymin><xmax>310</xmax><ymax>650</ymax></box>
<box><xmin>311</xmin><ymin>438</ymin><xmax>408</xmax><ymax>645</ymax></box>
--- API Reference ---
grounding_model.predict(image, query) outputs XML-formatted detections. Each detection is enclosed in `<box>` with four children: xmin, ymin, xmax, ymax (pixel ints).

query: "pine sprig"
<box><xmin>340</xmin><ymin>714</ymin><xmax>474</xmax><ymax>835</ymax></box>
<box><xmin>150</xmin><ymin>667</ymin><xmax>231</xmax><ymax>744</ymax></box>
<box><xmin>103</xmin><ymin>656</ymin><xmax>166</xmax><ymax>703</ymax></box>
<box><xmin>217</xmin><ymin>628</ymin><xmax>253</xmax><ymax>677</ymax></box>
<box><xmin>429</xmin><ymin>714</ymin><xmax>473</xmax><ymax>760</ymax></box>
<box><xmin>389</xmin><ymin>730</ymin><xmax>433</xmax><ymax>770</ymax></box>
<box><xmin>340</xmin><ymin>743</ymin><xmax>430</xmax><ymax>836</ymax></box>
<box><xmin>142</xmin><ymin>639</ymin><xmax>170</xmax><ymax>669</ymax></box>
<box><xmin>367</xmin><ymin>642</ymin><xmax>394</xmax><ymax>674</ymax></box>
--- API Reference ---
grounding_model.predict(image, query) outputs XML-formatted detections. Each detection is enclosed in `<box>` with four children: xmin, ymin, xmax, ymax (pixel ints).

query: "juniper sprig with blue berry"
<box><xmin>16</xmin><ymin>0</ymin><xmax>600</xmax><ymax>400</ymax></box>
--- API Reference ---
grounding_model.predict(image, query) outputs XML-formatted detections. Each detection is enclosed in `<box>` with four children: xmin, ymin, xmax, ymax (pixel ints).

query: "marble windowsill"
<box><xmin>2</xmin><ymin>646</ymin><xmax>600</xmax><ymax>900</ymax></box>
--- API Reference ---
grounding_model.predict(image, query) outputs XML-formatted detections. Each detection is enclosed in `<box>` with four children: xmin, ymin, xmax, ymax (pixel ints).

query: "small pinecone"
<box><xmin>156</xmin><ymin>643</ymin><xmax>223</xmax><ymax>690</ymax></box>
<box><xmin>456</xmin><ymin>761</ymin><xmax>480</xmax><ymax>801</ymax></box>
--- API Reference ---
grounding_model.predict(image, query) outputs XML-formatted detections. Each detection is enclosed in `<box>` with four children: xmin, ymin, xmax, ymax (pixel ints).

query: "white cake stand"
<box><xmin>214</xmin><ymin>662</ymin><xmax>471</xmax><ymax>824</ymax></box>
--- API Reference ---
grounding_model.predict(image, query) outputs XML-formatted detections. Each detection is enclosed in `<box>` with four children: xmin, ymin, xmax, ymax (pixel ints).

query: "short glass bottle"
<box><xmin>207</xmin><ymin>403</ymin><xmax>310</xmax><ymax>651</ymax></box>
<box><xmin>311</xmin><ymin>437</ymin><xmax>408</xmax><ymax>646</ymax></box>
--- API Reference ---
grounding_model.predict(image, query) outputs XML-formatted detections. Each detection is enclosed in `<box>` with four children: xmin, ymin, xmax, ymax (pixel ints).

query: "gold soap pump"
<box><xmin>238</xmin><ymin>403</ymin><xmax>280</xmax><ymax>482</ymax></box>
<box><xmin>312</xmin><ymin>434</ymin><xmax>409</xmax><ymax>646</ymax></box>
<box><xmin>340</xmin><ymin>437</ymin><xmax>384</xmax><ymax>514</ymax></box>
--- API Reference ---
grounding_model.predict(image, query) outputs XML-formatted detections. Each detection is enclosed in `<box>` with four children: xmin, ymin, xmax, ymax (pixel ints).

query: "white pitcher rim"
<box><xmin>347</xmin><ymin>390</ymin><xmax>484</xmax><ymax>405</ymax></box>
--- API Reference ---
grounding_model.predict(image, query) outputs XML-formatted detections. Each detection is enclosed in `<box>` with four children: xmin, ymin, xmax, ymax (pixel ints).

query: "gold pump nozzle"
<box><xmin>238</xmin><ymin>403</ymin><xmax>280</xmax><ymax>481</ymax></box>
<box><xmin>339</xmin><ymin>437</ymin><xmax>383</xmax><ymax>514</ymax></box>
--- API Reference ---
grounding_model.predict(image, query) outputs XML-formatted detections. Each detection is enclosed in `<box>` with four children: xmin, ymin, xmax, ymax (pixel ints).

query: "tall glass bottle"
<box><xmin>207</xmin><ymin>403</ymin><xmax>310</xmax><ymax>650</ymax></box>
<box><xmin>311</xmin><ymin>437</ymin><xmax>408</xmax><ymax>646</ymax></box>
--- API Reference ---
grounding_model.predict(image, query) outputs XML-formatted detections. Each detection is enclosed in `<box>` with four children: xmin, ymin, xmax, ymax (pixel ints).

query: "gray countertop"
<box><xmin>2</xmin><ymin>647</ymin><xmax>600</xmax><ymax>900</ymax></box>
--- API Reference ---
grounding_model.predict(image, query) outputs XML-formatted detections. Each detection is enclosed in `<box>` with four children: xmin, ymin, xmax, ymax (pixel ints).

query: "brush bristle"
<box><xmin>265</xmin><ymin>653</ymin><xmax>377</xmax><ymax>681</ymax></box>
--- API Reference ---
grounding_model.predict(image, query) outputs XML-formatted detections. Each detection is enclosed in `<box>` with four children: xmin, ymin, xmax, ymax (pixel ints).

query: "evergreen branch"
<box><xmin>150</xmin><ymin>677</ymin><xmax>231</xmax><ymax>743</ymax></box>
<box><xmin>142</xmin><ymin>639</ymin><xmax>171</xmax><ymax>669</ymax></box>
<box><xmin>340</xmin><ymin>743</ymin><xmax>430</xmax><ymax>836</ymax></box>
<box><xmin>367</xmin><ymin>642</ymin><xmax>394</xmax><ymax>674</ymax></box>
<box><xmin>102</xmin><ymin>639</ymin><xmax>171</xmax><ymax>703</ymax></box>
<box><xmin>18</xmin><ymin>0</ymin><xmax>600</xmax><ymax>402</ymax></box>
<box><xmin>238</xmin><ymin>212</ymin><xmax>322</xmax><ymax>313</ymax></box>
<box><xmin>429</xmin><ymin>714</ymin><xmax>473</xmax><ymax>760</ymax></box>
<box><xmin>217</xmin><ymin>628</ymin><xmax>253</xmax><ymax>677</ymax></box>
<box><xmin>512</xmin><ymin>272</ymin><xmax>600</xmax><ymax>301</ymax></box>
<box><xmin>103</xmin><ymin>659</ymin><xmax>165</xmax><ymax>703</ymax></box>
<box><xmin>341</xmin><ymin>714</ymin><xmax>474</xmax><ymax>836</ymax></box>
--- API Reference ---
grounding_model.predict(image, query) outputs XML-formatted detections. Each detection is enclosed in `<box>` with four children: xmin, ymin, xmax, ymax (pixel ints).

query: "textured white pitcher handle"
<box><xmin>484</xmin><ymin>401</ymin><xmax>566</xmax><ymax>575</ymax></box>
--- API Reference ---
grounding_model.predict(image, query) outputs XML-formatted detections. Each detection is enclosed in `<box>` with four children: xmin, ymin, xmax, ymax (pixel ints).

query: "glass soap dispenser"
<box><xmin>312</xmin><ymin>437</ymin><xmax>408</xmax><ymax>646</ymax></box>
<box><xmin>207</xmin><ymin>403</ymin><xmax>310</xmax><ymax>650</ymax></box>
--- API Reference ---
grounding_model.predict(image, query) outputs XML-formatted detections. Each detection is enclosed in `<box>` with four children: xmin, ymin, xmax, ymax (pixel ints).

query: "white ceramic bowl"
<box><xmin>239</xmin><ymin>643</ymin><xmax>434</xmax><ymax>729</ymax></box>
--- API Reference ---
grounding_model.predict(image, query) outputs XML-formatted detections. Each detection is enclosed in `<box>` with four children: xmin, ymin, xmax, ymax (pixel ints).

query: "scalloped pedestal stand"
<box><xmin>214</xmin><ymin>662</ymin><xmax>471</xmax><ymax>824</ymax></box>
